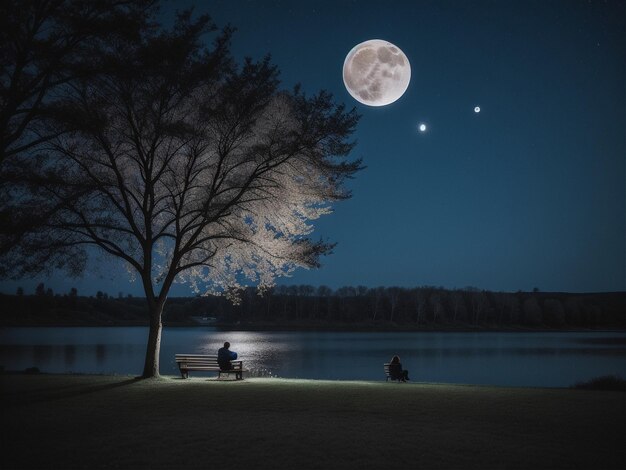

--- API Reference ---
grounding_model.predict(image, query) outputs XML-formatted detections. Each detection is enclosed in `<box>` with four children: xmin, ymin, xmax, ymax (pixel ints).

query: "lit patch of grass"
<box><xmin>571</xmin><ymin>375</ymin><xmax>626</xmax><ymax>391</ymax></box>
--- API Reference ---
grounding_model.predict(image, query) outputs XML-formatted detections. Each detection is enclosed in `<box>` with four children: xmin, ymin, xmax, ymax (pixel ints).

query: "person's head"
<box><xmin>391</xmin><ymin>355</ymin><xmax>400</xmax><ymax>364</ymax></box>
<box><xmin>223</xmin><ymin>342</ymin><xmax>230</xmax><ymax>349</ymax></box>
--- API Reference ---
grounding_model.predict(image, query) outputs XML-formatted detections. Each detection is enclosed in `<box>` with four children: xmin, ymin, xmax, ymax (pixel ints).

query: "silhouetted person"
<box><xmin>389</xmin><ymin>355</ymin><xmax>410</xmax><ymax>382</ymax></box>
<box><xmin>217</xmin><ymin>341</ymin><xmax>238</xmax><ymax>371</ymax></box>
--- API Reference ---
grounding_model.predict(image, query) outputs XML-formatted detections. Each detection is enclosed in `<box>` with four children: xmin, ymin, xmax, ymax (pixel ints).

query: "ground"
<box><xmin>1</xmin><ymin>374</ymin><xmax>624</xmax><ymax>469</ymax></box>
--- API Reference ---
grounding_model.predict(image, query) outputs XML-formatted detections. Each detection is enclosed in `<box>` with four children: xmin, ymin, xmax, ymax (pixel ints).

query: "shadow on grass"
<box><xmin>0</xmin><ymin>375</ymin><xmax>141</xmax><ymax>407</ymax></box>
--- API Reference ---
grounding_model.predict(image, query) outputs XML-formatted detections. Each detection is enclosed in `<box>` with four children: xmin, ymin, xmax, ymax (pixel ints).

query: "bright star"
<box><xmin>419</xmin><ymin>123</ymin><xmax>427</xmax><ymax>132</ymax></box>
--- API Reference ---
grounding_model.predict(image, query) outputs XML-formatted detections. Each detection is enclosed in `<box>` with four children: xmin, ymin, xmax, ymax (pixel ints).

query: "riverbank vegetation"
<box><xmin>1</xmin><ymin>374</ymin><xmax>624</xmax><ymax>469</ymax></box>
<box><xmin>571</xmin><ymin>374</ymin><xmax>626</xmax><ymax>391</ymax></box>
<box><xmin>1</xmin><ymin>286</ymin><xmax>623</xmax><ymax>329</ymax></box>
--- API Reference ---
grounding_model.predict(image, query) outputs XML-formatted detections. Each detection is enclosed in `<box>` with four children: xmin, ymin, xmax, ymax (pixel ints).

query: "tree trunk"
<box><xmin>142</xmin><ymin>301</ymin><xmax>164</xmax><ymax>378</ymax></box>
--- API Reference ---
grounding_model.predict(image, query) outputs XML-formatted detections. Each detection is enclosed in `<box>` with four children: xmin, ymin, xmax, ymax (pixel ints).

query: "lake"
<box><xmin>1</xmin><ymin>327</ymin><xmax>625</xmax><ymax>387</ymax></box>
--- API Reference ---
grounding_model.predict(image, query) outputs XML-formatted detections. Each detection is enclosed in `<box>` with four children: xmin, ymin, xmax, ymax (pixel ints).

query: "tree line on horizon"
<box><xmin>2</xmin><ymin>285</ymin><xmax>623</xmax><ymax>329</ymax></box>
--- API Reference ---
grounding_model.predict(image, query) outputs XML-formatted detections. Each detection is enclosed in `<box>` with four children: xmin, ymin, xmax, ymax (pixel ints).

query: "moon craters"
<box><xmin>343</xmin><ymin>39</ymin><xmax>411</xmax><ymax>107</ymax></box>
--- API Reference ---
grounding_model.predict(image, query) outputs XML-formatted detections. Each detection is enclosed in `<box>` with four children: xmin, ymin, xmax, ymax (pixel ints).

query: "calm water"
<box><xmin>1</xmin><ymin>327</ymin><xmax>625</xmax><ymax>387</ymax></box>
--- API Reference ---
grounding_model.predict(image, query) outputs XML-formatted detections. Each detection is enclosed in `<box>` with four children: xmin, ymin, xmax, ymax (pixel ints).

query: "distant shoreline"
<box><xmin>3</xmin><ymin>291</ymin><xmax>623</xmax><ymax>330</ymax></box>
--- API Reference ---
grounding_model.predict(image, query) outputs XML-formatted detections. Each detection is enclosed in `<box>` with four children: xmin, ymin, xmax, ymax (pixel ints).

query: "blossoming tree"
<box><xmin>29</xmin><ymin>12</ymin><xmax>361</xmax><ymax>377</ymax></box>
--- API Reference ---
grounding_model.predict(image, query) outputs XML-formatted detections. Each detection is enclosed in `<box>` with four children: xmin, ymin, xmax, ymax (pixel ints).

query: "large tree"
<box><xmin>14</xmin><ymin>11</ymin><xmax>361</xmax><ymax>377</ymax></box>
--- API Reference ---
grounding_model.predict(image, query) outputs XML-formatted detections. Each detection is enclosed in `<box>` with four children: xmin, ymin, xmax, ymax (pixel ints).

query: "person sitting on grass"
<box><xmin>217</xmin><ymin>341</ymin><xmax>238</xmax><ymax>371</ymax></box>
<box><xmin>389</xmin><ymin>355</ymin><xmax>410</xmax><ymax>382</ymax></box>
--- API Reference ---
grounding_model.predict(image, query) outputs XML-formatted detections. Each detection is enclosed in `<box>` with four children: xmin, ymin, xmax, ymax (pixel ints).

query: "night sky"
<box><xmin>3</xmin><ymin>0</ymin><xmax>625</xmax><ymax>296</ymax></box>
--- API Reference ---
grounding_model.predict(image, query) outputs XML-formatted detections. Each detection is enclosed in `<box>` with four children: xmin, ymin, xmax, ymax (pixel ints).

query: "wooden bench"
<box><xmin>384</xmin><ymin>363</ymin><xmax>402</xmax><ymax>382</ymax></box>
<box><xmin>175</xmin><ymin>354</ymin><xmax>244</xmax><ymax>380</ymax></box>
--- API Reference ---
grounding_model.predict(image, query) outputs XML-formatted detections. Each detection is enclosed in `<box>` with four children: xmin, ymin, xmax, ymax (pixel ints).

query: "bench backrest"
<box><xmin>176</xmin><ymin>354</ymin><xmax>219</xmax><ymax>365</ymax></box>
<box><xmin>384</xmin><ymin>363</ymin><xmax>391</xmax><ymax>376</ymax></box>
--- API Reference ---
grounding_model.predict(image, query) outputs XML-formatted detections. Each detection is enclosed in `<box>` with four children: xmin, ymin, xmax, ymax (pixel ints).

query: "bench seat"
<box><xmin>175</xmin><ymin>354</ymin><xmax>245</xmax><ymax>380</ymax></box>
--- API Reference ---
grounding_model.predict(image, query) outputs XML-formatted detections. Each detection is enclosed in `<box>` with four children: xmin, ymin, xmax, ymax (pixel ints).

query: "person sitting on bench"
<box><xmin>389</xmin><ymin>355</ymin><xmax>410</xmax><ymax>382</ymax></box>
<box><xmin>217</xmin><ymin>341</ymin><xmax>238</xmax><ymax>371</ymax></box>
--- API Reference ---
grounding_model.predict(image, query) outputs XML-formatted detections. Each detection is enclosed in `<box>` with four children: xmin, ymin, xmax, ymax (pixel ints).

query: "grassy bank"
<box><xmin>1</xmin><ymin>374</ymin><xmax>624</xmax><ymax>469</ymax></box>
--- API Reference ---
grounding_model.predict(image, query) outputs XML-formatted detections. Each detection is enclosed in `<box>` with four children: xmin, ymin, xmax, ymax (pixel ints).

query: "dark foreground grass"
<box><xmin>1</xmin><ymin>375</ymin><xmax>624</xmax><ymax>470</ymax></box>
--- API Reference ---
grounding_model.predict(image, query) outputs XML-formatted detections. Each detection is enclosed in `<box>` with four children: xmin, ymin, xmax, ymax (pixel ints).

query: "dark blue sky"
<box><xmin>4</xmin><ymin>0</ymin><xmax>624</xmax><ymax>296</ymax></box>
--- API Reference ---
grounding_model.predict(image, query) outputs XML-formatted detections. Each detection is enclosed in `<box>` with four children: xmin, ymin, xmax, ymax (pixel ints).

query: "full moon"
<box><xmin>474</xmin><ymin>106</ymin><xmax>481</xmax><ymax>113</ymax></box>
<box><xmin>419</xmin><ymin>123</ymin><xmax>427</xmax><ymax>132</ymax></box>
<box><xmin>343</xmin><ymin>39</ymin><xmax>411</xmax><ymax>106</ymax></box>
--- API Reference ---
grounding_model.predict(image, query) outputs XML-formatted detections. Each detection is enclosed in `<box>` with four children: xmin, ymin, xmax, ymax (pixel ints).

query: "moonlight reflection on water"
<box><xmin>1</xmin><ymin>328</ymin><xmax>625</xmax><ymax>387</ymax></box>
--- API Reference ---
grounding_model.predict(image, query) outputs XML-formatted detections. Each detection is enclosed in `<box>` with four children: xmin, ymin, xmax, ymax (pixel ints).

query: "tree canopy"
<box><xmin>1</xmin><ymin>4</ymin><xmax>362</xmax><ymax>376</ymax></box>
<box><xmin>0</xmin><ymin>0</ymin><xmax>155</xmax><ymax>265</ymax></box>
